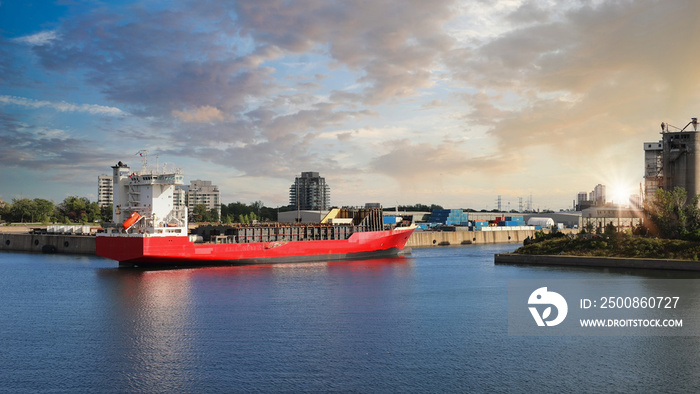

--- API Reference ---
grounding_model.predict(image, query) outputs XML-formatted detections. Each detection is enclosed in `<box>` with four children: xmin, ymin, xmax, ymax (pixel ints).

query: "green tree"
<box><xmin>238</xmin><ymin>214</ymin><xmax>247</xmax><ymax>224</ymax></box>
<box><xmin>209</xmin><ymin>208</ymin><xmax>219</xmax><ymax>222</ymax></box>
<box><xmin>57</xmin><ymin>196</ymin><xmax>90</xmax><ymax>223</ymax></box>
<box><xmin>191</xmin><ymin>204</ymin><xmax>211</xmax><ymax>222</ymax></box>
<box><xmin>222</xmin><ymin>201</ymin><xmax>277</xmax><ymax>223</ymax></box>
<box><xmin>33</xmin><ymin>198</ymin><xmax>54</xmax><ymax>223</ymax></box>
<box><xmin>0</xmin><ymin>199</ymin><xmax>6</xmax><ymax>223</ymax></box>
<box><xmin>100</xmin><ymin>205</ymin><xmax>113</xmax><ymax>222</ymax></box>
<box><xmin>86</xmin><ymin>202</ymin><xmax>102</xmax><ymax>223</ymax></box>
<box><xmin>645</xmin><ymin>187</ymin><xmax>700</xmax><ymax>239</ymax></box>
<box><xmin>10</xmin><ymin>198</ymin><xmax>35</xmax><ymax>222</ymax></box>
<box><xmin>398</xmin><ymin>204</ymin><xmax>444</xmax><ymax>212</ymax></box>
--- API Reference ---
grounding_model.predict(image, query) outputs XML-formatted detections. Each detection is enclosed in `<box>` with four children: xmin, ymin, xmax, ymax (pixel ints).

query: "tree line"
<box><xmin>2</xmin><ymin>196</ymin><xmax>483</xmax><ymax>225</ymax></box>
<box><xmin>0</xmin><ymin>197</ymin><xmax>111</xmax><ymax>224</ymax></box>
<box><xmin>0</xmin><ymin>198</ymin><xmax>284</xmax><ymax>225</ymax></box>
<box><xmin>188</xmin><ymin>201</ymin><xmax>278</xmax><ymax>223</ymax></box>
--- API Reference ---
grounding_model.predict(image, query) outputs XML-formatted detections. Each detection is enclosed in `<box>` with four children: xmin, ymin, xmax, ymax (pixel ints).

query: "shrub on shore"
<box><xmin>516</xmin><ymin>233</ymin><xmax>700</xmax><ymax>260</ymax></box>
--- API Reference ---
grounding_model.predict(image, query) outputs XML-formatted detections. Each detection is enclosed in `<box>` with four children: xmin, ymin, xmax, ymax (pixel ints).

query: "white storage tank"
<box><xmin>527</xmin><ymin>217</ymin><xmax>555</xmax><ymax>228</ymax></box>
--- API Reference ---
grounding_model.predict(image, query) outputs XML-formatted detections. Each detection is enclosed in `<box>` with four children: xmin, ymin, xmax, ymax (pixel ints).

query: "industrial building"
<box><xmin>289</xmin><ymin>172</ymin><xmax>330</xmax><ymax>211</ymax></box>
<box><xmin>581</xmin><ymin>206</ymin><xmax>645</xmax><ymax>231</ymax></box>
<box><xmin>644</xmin><ymin>118</ymin><xmax>700</xmax><ymax>200</ymax></box>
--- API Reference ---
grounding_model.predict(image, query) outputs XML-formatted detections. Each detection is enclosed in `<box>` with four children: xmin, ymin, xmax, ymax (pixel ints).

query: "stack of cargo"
<box><xmin>498</xmin><ymin>216</ymin><xmax>525</xmax><ymax>227</ymax></box>
<box><xmin>472</xmin><ymin>215</ymin><xmax>535</xmax><ymax>232</ymax></box>
<box><xmin>383</xmin><ymin>216</ymin><xmax>402</xmax><ymax>225</ymax></box>
<box><xmin>429</xmin><ymin>209</ymin><xmax>469</xmax><ymax>226</ymax></box>
<box><xmin>473</xmin><ymin>221</ymin><xmax>489</xmax><ymax>229</ymax></box>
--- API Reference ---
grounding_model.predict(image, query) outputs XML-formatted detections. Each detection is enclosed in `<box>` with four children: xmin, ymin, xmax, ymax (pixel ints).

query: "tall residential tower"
<box><xmin>289</xmin><ymin>172</ymin><xmax>331</xmax><ymax>211</ymax></box>
<box><xmin>97</xmin><ymin>174</ymin><xmax>113</xmax><ymax>208</ymax></box>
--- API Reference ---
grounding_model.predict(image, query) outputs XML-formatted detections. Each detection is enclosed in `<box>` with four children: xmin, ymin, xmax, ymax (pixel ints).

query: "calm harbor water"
<box><xmin>2</xmin><ymin>244</ymin><xmax>700</xmax><ymax>392</ymax></box>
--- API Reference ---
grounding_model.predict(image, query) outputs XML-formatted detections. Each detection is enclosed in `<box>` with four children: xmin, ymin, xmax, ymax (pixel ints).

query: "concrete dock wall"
<box><xmin>0</xmin><ymin>233</ymin><xmax>96</xmax><ymax>255</ymax></box>
<box><xmin>494</xmin><ymin>253</ymin><xmax>700</xmax><ymax>272</ymax></box>
<box><xmin>406</xmin><ymin>230</ymin><xmax>536</xmax><ymax>248</ymax></box>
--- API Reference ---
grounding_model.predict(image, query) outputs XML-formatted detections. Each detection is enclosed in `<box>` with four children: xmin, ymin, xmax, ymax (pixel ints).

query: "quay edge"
<box><xmin>494</xmin><ymin>253</ymin><xmax>700</xmax><ymax>272</ymax></box>
<box><xmin>0</xmin><ymin>233</ymin><xmax>96</xmax><ymax>255</ymax></box>
<box><xmin>406</xmin><ymin>229</ymin><xmax>540</xmax><ymax>248</ymax></box>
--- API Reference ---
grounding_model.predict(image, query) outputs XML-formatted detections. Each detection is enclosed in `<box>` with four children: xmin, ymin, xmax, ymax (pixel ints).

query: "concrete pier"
<box><xmin>0</xmin><ymin>233</ymin><xmax>96</xmax><ymax>255</ymax></box>
<box><xmin>406</xmin><ymin>229</ymin><xmax>536</xmax><ymax>248</ymax></box>
<box><xmin>494</xmin><ymin>253</ymin><xmax>700</xmax><ymax>272</ymax></box>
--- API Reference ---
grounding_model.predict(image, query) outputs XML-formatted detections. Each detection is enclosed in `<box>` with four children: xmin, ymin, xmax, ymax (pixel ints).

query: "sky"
<box><xmin>2</xmin><ymin>0</ymin><xmax>700</xmax><ymax>211</ymax></box>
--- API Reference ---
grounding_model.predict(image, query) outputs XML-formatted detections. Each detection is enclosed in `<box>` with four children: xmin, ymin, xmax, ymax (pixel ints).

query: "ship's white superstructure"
<box><xmin>103</xmin><ymin>153</ymin><xmax>188</xmax><ymax>237</ymax></box>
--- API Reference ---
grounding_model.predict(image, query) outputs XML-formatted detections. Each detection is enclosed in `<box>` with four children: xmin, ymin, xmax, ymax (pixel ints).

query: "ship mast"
<box><xmin>136</xmin><ymin>149</ymin><xmax>148</xmax><ymax>173</ymax></box>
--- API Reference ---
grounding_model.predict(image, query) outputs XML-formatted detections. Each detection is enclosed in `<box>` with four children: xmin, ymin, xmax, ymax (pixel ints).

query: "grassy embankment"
<box><xmin>514</xmin><ymin>233</ymin><xmax>700</xmax><ymax>261</ymax></box>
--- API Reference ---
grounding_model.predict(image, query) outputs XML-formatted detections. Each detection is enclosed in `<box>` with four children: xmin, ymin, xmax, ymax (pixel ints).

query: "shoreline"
<box><xmin>1</xmin><ymin>228</ymin><xmax>538</xmax><ymax>257</ymax></box>
<box><xmin>494</xmin><ymin>252</ymin><xmax>700</xmax><ymax>272</ymax></box>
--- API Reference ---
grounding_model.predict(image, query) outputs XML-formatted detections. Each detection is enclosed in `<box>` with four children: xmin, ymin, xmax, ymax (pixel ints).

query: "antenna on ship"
<box><xmin>136</xmin><ymin>150</ymin><xmax>148</xmax><ymax>172</ymax></box>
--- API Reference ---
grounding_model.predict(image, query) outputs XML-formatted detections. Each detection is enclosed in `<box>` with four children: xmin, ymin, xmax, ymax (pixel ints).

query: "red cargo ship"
<box><xmin>96</xmin><ymin>158</ymin><xmax>415</xmax><ymax>268</ymax></box>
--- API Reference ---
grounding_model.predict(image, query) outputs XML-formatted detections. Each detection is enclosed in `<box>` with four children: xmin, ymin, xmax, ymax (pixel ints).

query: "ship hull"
<box><xmin>97</xmin><ymin>227</ymin><xmax>415</xmax><ymax>268</ymax></box>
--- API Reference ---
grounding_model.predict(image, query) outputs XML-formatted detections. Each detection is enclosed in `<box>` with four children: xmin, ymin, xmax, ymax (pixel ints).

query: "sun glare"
<box><xmin>610</xmin><ymin>184</ymin><xmax>633</xmax><ymax>205</ymax></box>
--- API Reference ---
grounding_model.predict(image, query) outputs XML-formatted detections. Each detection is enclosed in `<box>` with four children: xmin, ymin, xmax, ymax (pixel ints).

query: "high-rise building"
<box><xmin>183</xmin><ymin>180</ymin><xmax>221</xmax><ymax>218</ymax></box>
<box><xmin>577</xmin><ymin>192</ymin><xmax>588</xmax><ymax>205</ymax></box>
<box><xmin>576</xmin><ymin>185</ymin><xmax>605</xmax><ymax>211</ymax></box>
<box><xmin>592</xmin><ymin>184</ymin><xmax>606</xmax><ymax>204</ymax></box>
<box><xmin>98</xmin><ymin>174</ymin><xmax>113</xmax><ymax>208</ymax></box>
<box><xmin>289</xmin><ymin>172</ymin><xmax>330</xmax><ymax>211</ymax></box>
<box><xmin>173</xmin><ymin>188</ymin><xmax>186</xmax><ymax>211</ymax></box>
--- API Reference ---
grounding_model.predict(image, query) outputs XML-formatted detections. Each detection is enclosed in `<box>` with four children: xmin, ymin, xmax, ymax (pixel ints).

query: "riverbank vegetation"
<box><xmin>516</xmin><ymin>187</ymin><xmax>700</xmax><ymax>260</ymax></box>
<box><xmin>0</xmin><ymin>197</ymin><xmax>109</xmax><ymax>224</ymax></box>
<box><xmin>517</xmin><ymin>232</ymin><xmax>700</xmax><ymax>260</ymax></box>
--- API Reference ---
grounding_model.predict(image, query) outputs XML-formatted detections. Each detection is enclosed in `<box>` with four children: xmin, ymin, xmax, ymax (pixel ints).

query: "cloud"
<box><xmin>7</xmin><ymin>0</ymin><xmax>700</xmax><ymax>207</ymax></box>
<box><xmin>13</xmin><ymin>31</ymin><xmax>59</xmax><ymax>46</ymax></box>
<box><xmin>505</xmin><ymin>1</ymin><xmax>552</xmax><ymax>25</ymax></box>
<box><xmin>29</xmin><ymin>1</ymin><xmax>458</xmax><ymax>115</ymax></box>
<box><xmin>233</xmin><ymin>0</ymin><xmax>457</xmax><ymax>104</ymax></box>
<box><xmin>31</xmin><ymin>4</ymin><xmax>279</xmax><ymax>118</ymax></box>
<box><xmin>454</xmin><ymin>0</ymin><xmax>700</xmax><ymax>160</ymax></box>
<box><xmin>369</xmin><ymin>138</ymin><xmax>511</xmax><ymax>184</ymax></box>
<box><xmin>0</xmin><ymin>110</ymin><xmax>119</xmax><ymax>171</ymax></box>
<box><xmin>7</xmin><ymin>0</ymin><xmax>465</xmax><ymax>185</ymax></box>
<box><xmin>172</xmin><ymin>105</ymin><xmax>225</xmax><ymax>123</ymax></box>
<box><xmin>0</xmin><ymin>95</ymin><xmax>126</xmax><ymax>116</ymax></box>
